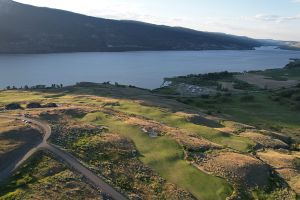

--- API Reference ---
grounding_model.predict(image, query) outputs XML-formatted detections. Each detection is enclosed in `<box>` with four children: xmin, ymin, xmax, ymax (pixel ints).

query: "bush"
<box><xmin>26</xmin><ymin>102</ymin><xmax>42</xmax><ymax>109</ymax></box>
<box><xmin>201</xmin><ymin>94</ymin><xmax>210</xmax><ymax>99</ymax></box>
<box><xmin>233</xmin><ymin>80</ymin><xmax>254</xmax><ymax>90</ymax></box>
<box><xmin>220</xmin><ymin>97</ymin><xmax>232</xmax><ymax>103</ymax></box>
<box><xmin>177</xmin><ymin>98</ymin><xmax>193</xmax><ymax>105</ymax></box>
<box><xmin>115</xmin><ymin>174</ymin><xmax>133</xmax><ymax>190</ymax></box>
<box><xmin>269</xmin><ymin>95</ymin><xmax>281</xmax><ymax>102</ymax></box>
<box><xmin>293</xmin><ymin>102</ymin><xmax>300</xmax><ymax>111</ymax></box>
<box><xmin>279</xmin><ymin>90</ymin><xmax>295</xmax><ymax>98</ymax></box>
<box><xmin>5</xmin><ymin>103</ymin><xmax>22</xmax><ymax>110</ymax></box>
<box><xmin>223</xmin><ymin>92</ymin><xmax>232</xmax><ymax>97</ymax></box>
<box><xmin>206</xmin><ymin>110</ymin><xmax>212</xmax><ymax>115</ymax></box>
<box><xmin>240</xmin><ymin>95</ymin><xmax>255</xmax><ymax>102</ymax></box>
<box><xmin>292</xmin><ymin>95</ymin><xmax>300</xmax><ymax>101</ymax></box>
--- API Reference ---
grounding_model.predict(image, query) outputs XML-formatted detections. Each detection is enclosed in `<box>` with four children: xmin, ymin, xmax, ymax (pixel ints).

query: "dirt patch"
<box><xmin>196</xmin><ymin>152</ymin><xmax>270</xmax><ymax>188</ymax></box>
<box><xmin>235</xmin><ymin>74</ymin><xmax>298</xmax><ymax>89</ymax></box>
<box><xmin>240</xmin><ymin>132</ymin><xmax>289</xmax><ymax>149</ymax></box>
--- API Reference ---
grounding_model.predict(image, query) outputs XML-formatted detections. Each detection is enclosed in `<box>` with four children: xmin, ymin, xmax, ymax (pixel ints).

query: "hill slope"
<box><xmin>0</xmin><ymin>0</ymin><xmax>262</xmax><ymax>53</ymax></box>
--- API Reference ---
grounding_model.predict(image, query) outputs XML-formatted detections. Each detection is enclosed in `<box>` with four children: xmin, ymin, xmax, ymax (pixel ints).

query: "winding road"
<box><xmin>0</xmin><ymin>114</ymin><xmax>127</xmax><ymax>200</ymax></box>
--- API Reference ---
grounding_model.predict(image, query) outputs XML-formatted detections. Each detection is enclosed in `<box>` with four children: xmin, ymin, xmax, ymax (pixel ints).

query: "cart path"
<box><xmin>0</xmin><ymin>114</ymin><xmax>127</xmax><ymax>200</ymax></box>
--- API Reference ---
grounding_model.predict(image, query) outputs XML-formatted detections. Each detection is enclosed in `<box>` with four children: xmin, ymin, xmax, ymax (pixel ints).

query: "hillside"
<box><xmin>0</xmin><ymin>0</ymin><xmax>262</xmax><ymax>53</ymax></box>
<box><xmin>0</xmin><ymin>77</ymin><xmax>299</xmax><ymax>199</ymax></box>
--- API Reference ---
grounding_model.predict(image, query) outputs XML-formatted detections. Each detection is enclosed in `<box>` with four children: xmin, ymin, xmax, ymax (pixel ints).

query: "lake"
<box><xmin>0</xmin><ymin>47</ymin><xmax>300</xmax><ymax>89</ymax></box>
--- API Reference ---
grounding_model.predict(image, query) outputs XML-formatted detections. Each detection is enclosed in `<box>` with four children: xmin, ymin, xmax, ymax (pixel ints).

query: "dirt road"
<box><xmin>0</xmin><ymin>114</ymin><xmax>127</xmax><ymax>200</ymax></box>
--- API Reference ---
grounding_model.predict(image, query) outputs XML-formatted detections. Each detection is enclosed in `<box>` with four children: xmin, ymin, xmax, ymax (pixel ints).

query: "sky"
<box><xmin>16</xmin><ymin>0</ymin><xmax>300</xmax><ymax>41</ymax></box>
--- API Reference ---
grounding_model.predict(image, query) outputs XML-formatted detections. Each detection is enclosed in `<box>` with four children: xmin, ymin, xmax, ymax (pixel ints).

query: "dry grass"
<box><xmin>258</xmin><ymin>150</ymin><xmax>300</xmax><ymax>194</ymax></box>
<box><xmin>217</xmin><ymin>121</ymin><xmax>255</xmax><ymax>134</ymax></box>
<box><xmin>0</xmin><ymin>119</ymin><xmax>27</xmax><ymax>155</ymax></box>
<box><xmin>257</xmin><ymin>150</ymin><xmax>299</xmax><ymax>169</ymax></box>
<box><xmin>240</xmin><ymin>131</ymin><xmax>289</xmax><ymax>149</ymax></box>
<box><xmin>0</xmin><ymin>151</ymin><xmax>103</xmax><ymax>200</ymax></box>
<box><xmin>0</xmin><ymin>118</ymin><xmax>23</xmax><ymax>133</ymax></box>
<box><xmin>197</xmin><ymin>152</ymin><xmax>270</xmax><ymax>188</ymax></box>
<box><xmin>179</xmin><ymin>135</ymin><xmax>222</xmax><ymax>152</ymax></box>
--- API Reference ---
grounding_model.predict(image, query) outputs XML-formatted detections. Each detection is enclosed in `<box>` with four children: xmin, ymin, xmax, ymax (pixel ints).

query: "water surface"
<box><xmin>0</xmin><ymin>48</ymin><xmax>299</xmax><ymax>89</ymax></box>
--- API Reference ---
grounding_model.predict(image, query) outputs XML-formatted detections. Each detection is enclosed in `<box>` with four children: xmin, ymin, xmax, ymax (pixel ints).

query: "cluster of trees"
<box><xmin>165</xmin><ymin>71</ymin><xmax>237</xmax><ymax>87</ymax></box>
<box><xmin>269</xmin><ymin>87</ymin><xmax>300</xmax><ymax>110</ymax></box>
<box><xmin>75</xmin><ymin>81</ymin><xmax>139</xmax><ymax>89</ymax></box>
<box><xmin>5</xmin><ymin>84</ymin><xmax>63</xmax><ymax>90</ymax></box>
<box><xmin>285</xmin><ymin>59</ymin><xmax>300</xmax><ymax>69</ymax></box>
<box><xmin>5</xmin><ymin>102</ymin><xmax>58</xmax><ymax>110</ymax></box>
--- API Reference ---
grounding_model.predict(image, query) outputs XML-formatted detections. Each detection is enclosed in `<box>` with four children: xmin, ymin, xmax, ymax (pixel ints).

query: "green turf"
<box><xmin>112</xmin><ymin>101</ymin><xmax>254</xmax><ymax>152</ymax></box>
<box><xmin>177</xmin><ymin>92</ymin><xmax>300</xmax><ymax>142</ymax></box>
<box><xmin>82</xmin><ymin>112</ymin><xmax>233</xmax><ymax>200</ymax></box>
<box><xmin>252</xmin><ymin>67</ymin><xmax>300</xmax><ymax>81</ymax></box>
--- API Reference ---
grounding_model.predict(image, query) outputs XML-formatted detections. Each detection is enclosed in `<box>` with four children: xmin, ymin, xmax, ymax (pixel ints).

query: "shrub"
<box><xmin>26</xmin><ymin>102</ymin><xmax>42</xmax><ymax>109</ymax></box>
<box><xmin>292</xmin><ymin>95</ymin><xmax>300</xmax><ymax>101</ymax></box>
<box><xmin>115</xmin><ymin>174</ymin><xmax>133</xmax><ymax>190</ymax></box>
<box><xmin>223</xmin><ymin>92</ymin><xmax>232</xmax><ymax>97</ymax></box>
<box><xmin>206</xmin><ymin>110</ymin><xmax>213</xmax><ymax>115</ymax></box>
<box><xmin>240</xmin><ymin>95</ymin><xmax>255</xmax><ymax>102</ymax></box>
<box><xmin>220</xmin><ymin>97</ymin><xmax>232</xmax><ymax>103</ymax></box>
<box><xmin>177</xmin><ymin>98</ymin><xmax>193</xmax><ymax>105</ymax></box>
<box><xmin>5</xmin><ymin>103</ymin><xmax>22</xmax><ymax>110</ymax></box>
<box><xmin>279</xmin><ymin>90</ymin><xmax>295</xmax><ymax>98</ymax></box>
<box><xmin>293</xmin><ymin>102</ymin><xmax>300</xmax><ymax>111</ymax></box>
<box><xmin>233</xmin><ymin>80</ymin><xmax>254</xmax><ymax>90</ymax></box>
<box><xmin>201</xmin><ymin>94</ymin><xmax>210</xmax><ymax>99</ymax></box>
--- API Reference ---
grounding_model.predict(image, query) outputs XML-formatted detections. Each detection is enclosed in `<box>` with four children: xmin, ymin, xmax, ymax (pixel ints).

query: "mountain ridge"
<box><xmin>0</xmin><ymin>0</ymin><xmax>263</xmax><ymax>53</ymax></box>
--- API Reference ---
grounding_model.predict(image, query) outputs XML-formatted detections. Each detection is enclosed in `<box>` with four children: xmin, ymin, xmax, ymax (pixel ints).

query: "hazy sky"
<box><xmin>16</xmin><ymin>0</ymin><xmax>300</xmax><ymax>41</ymax></box>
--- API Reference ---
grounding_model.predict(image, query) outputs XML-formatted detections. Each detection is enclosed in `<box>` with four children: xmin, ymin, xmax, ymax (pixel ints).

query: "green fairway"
<box><xmin>178</xmin><ymin>92</ymin><xmax>300</xmax><ymax>142</ymax></box>
<box><xmin>82</xmin><ymin>112</ymin><xmax>233</xmax><ymax>200</ymax></box>
<box><xmin>252</xmin><ymin>67</ymin><xmax>300</xmax><ymax>81</ymax></box>
<box><xmin>112</xmin><ymin>101</ymin><xmax>254</xmax><ymax>152</ymax></box>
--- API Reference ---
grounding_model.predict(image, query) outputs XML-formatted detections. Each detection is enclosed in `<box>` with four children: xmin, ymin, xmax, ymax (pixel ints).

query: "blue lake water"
<box><xmin>0</xmin><ymin>47</ymin><xmax>300</xmax><ymax>89</ymax></box>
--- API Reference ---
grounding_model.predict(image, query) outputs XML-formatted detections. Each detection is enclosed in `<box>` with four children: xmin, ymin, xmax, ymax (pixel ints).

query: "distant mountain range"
<box><xmin>0</xmin><ymin>0</ymin><xmax>296</xmax><ymax>53</ymax></box>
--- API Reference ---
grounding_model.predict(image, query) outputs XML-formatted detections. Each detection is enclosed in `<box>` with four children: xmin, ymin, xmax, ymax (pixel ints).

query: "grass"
<box><xmin>82</xmin><ymin>112</ymin><xmax>233</xmax><ymax>200</ymax></box>
<box><xmin>0</xmin><ymin>91</ymin><xmax>45</xmax><ymax>106</ymax></box>
<box><xmin>112</xmin><ymin>101</ymin><xmax>254</xmax><ymax>152</ymax></box>
<box><xmin>0</xmin><ymin>151</ymin><xmax>100</xmax><ymax>200</ymax></box>
<box><xmin>252</xmin><ymin>67</ymin><xmax>300</xmax><ymax>81</ymax></box>
<box><xmin>177</xmin><ymin>92</ymin><xmax>300</xmax><ymax>143</ymax></box>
